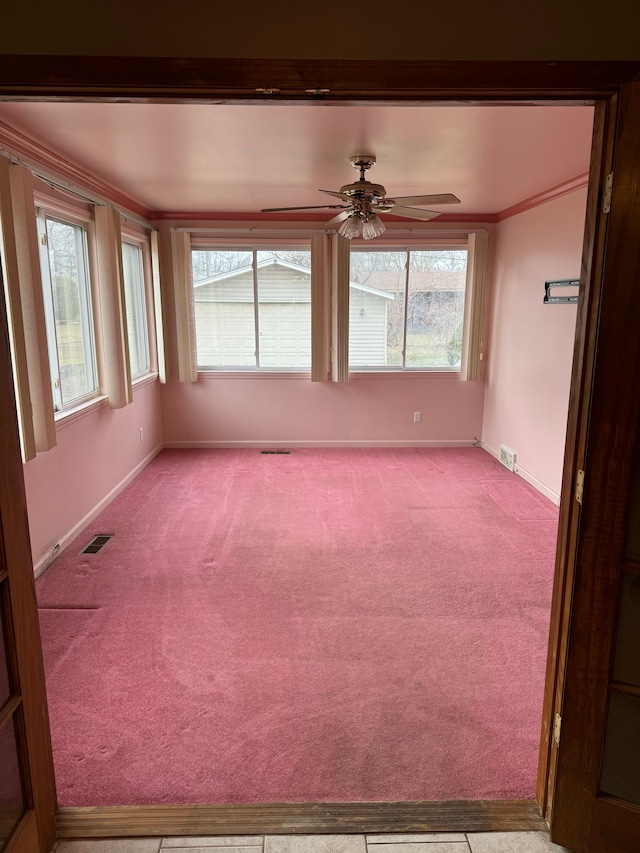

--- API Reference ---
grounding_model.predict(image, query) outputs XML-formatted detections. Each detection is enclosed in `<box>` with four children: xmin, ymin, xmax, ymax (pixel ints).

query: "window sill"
<box><xmin>349</xmin><ymin>369</ymin><xmax>461</xmax><ymax>379</ymax></box>
<box><xmin>197</xmin><ymin>370</ymin><xmax>312</xmax><ymax>380</ymax></box>
<box><xmin>54</xmin><ymin>395</ymin><xmax>109</xmax><ymax>430</ymax></box>
<box><xmin>132</xmin><ymin>372</ymin><xmax>159</xmax><ymax>389</ymax></box>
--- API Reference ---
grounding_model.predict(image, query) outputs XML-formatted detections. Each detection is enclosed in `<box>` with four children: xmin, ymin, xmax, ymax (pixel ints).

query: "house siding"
<box><xmin>194</xmin><ymin>263</ymin><xmax>389</xmax><ymax>368</ymax></box>
<box><xmin>349</xmin><ymin>289</ymin><xmax>388</xmax><ymax>366</ymax></box>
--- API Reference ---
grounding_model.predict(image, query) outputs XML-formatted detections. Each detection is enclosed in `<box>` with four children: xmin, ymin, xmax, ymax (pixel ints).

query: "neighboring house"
<box><xmin>193</xmin><ymin>257</ymin><xmax>394</xmax><ymax>368</ymax></box>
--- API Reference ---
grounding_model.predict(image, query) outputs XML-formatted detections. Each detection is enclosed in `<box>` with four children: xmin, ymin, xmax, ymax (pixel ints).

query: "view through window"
<box><xmin>37</xmin><ymin>212</ymin><xmax>97</xmax><ymax>409</ymax></box>
<box><xmin>349</xmin><ymin>248</ymin><xmax>468</xmax><ymax>370</ymax></box>
<box><xmin>191</xmin><ymin>248</ymin><xmax>312</xmax><ymax>369</ymax></box>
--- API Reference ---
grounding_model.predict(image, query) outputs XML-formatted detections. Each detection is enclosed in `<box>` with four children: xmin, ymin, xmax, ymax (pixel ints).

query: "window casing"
<box><xmin>348</xmin><ymin>246</ymin><xmax>469</xmax><ymax>371</ymax></box>
<box><xmin>121</xmin><ymin>240</ymin><xmax>150</xmax><ymax>379</ymax></box>
<box><xmin>191</xmin><ymin>247</ymin><xmax>312</xmax><ymax>371</ymax></box>
<box><xmin>37</xmin><ymin>210</ymin><xmax>98</xmax><ymax>411</ymax></box>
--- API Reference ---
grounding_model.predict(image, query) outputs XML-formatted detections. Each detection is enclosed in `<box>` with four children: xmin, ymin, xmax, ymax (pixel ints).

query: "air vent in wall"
<box><xmin>260</xmin><ymin>450</ymin><xmax>291</xmax><ymax>455</ymax></box>
<box><xmin>81</xmin><ymin>535</ymin><xmax>113</xmax><ymax>555</ymax></box>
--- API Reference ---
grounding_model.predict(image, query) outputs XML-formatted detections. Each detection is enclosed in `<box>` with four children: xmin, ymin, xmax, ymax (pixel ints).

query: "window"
<box><xmin>348</xmin><ymin>247</ymin><xmax>468</xmax><ymax>370</ymax></box>
<box><xmin>37</xmin><ymin>211</ymin><xmax>97</xmax><ymax>410</ymax></box>
<box><xmin>191</xmin><ymin>247</ymin><xmax>312</xmax><ymax>370</ymax></box>
<box><xmin>121</xmin><ymin>241</ymin><xmax>150</xmax><ymax>378</ymax></box>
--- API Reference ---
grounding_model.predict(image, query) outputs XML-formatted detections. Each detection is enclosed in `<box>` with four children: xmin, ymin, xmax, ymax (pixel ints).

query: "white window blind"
<box><xmin>94</xmin><ymin>205</ymin><xmax>132</xmax><ymax>408</ymax></box>
<box><xmin>0</xmin><ymin>160</ymin><xmax>57</xmax><ymax>459</ymax></box>
<box><xmin>171</xmin><ymin>230</ymin><xmax>197</xmax><ymax>382</ymax></box>
<box><xmin>460</xmin><ymin>230</ymin><xmax>489</xmax><ymax>382</ymax></box>
<box><xmin>331</xmin><ymin>233</ymin><xmax>350</xmax><ymax>383</ymax></box>
<box><xmin>311</xmin><ymin>232</ymin><xmax>331</xmax><ymax>382</ymax></box>
<box><xmin>151</xmin><ymin>231</ymin><xmax>166</xmax><ymax>384</ymax></box>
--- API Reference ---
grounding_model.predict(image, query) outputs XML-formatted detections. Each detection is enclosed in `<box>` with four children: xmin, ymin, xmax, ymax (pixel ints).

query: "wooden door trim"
<box><xmin>55</xmin><ymin>801</ymin><xmax>546</xmax><ymax>838</ymax></box>
<box><xmin>0</xmin><ymin>56</ymin><xmax>639</xmax><ymax>103</ymax></box>
<box><xmin>0</xmin><ymin>58</ymin><xmax>637</xmax><ymax>849</ymax></box>
<box><xmin>536</xmin><ymin>93</ymin><xmax>618</xmax><ymax>818</ymax></box>
<box><xmin>549</xmin><ymin>81</ymin><xmax>640</xmax><ymax>851</ymax></box>
<box><xmin>4</xmin><ymin>811</ymin><xmax>39</xmax><ymax>853</ymax></box>
<box><xmin>0</xmin><ymin>269</ymin><xmax>56</xmax><ymax>848</ymax></box>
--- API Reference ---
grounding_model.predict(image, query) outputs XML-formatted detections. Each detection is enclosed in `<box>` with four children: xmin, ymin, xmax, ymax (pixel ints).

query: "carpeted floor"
<box><xmin>36</xmin><ymin>448</ymin><xmax>559</xmax><ymax>806</ymax></box>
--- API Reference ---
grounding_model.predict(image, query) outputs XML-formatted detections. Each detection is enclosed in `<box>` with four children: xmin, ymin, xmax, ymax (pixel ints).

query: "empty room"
<box><xmin>0</xmin><ymin>99</ymin><xmax>594</xmax><ymax>811</ymax></box>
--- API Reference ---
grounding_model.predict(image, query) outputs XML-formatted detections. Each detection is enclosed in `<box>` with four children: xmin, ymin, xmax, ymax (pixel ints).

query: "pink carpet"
<box><xmin>36</xmin><ymin>448</ymin><xmax>558</xmax><ymax>806</ymax></box>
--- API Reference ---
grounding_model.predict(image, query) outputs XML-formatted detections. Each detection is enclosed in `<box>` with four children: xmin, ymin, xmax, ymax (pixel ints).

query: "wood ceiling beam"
<box><xmin>0</xmin><ymin>57</ymin><xmax>638</xmax><ymax>103</ymax></box>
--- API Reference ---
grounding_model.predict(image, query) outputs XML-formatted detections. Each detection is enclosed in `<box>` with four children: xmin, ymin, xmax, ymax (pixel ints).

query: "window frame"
<box><xmin>347</xmin><ymin>241</ymin><xmax>470</xmax><ymax>374</ymax></box>
<box><xmin>120</xmin><ymin>227</ymin><xmax>154</xmax><ymax>381</ymax></box>
<box><xmin>35</xmin><ymin>205</ymin><xmax>99</xmax><ymax>413</ymax></box>
<box><xmin>191</xmin><ymin>242</ymin><xmax>313</xmax><ymax>374</ymax></box>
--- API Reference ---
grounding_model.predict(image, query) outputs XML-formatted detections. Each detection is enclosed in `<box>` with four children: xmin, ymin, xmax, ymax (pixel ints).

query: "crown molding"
<box><xmin>151</xmin><ymin>210</ymin><xmax>499</xmax><ymax>223</ymax></box>
<box><xmin>0</xmin><ymin>120</ymin><xmax>153</xmax><ymax>220</ymax></box>
<box><xmin>495</xmin><ymin>172</ymin><xmax>589</xmax><ymax>222</ymax></box>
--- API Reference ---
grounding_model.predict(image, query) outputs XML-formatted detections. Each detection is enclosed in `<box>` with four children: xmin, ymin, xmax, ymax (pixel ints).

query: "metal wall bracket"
<box><xmin>544</xmin><ymin>279</ymin><xmax>580</xmax><ymax>304</ymax></box>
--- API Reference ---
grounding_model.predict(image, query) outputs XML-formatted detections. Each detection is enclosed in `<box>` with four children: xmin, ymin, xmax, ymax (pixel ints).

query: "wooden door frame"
<box><xmin>0</xmin><ymin>246</ymin><xmax>56</xmax><ymax>851</ymax></box>
<box><xmin>0</xmin><ymin>56</ymin><xmax>639</xmax><ymax>841</ymax></box>
<box><xmin>544</xmin><ymin>81</ymin><xmax>640</xmax><ymax>853</ymax></box>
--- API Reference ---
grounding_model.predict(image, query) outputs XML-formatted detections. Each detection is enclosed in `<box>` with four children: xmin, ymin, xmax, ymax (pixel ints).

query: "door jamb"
<box><xmin>0</xmin><ymin>56</ymin><xmax>638</xmax><ymax>839</ymax></box>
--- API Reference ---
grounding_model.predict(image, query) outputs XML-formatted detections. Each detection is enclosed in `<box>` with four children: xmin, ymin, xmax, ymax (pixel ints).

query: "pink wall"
<box><xmin>23</xmin><ymin>377</ymin><xmax>163</xmax><ymax>567</ymax></box>
<box><xmin>481</xmin><ymin>188</ymin><xmax>588</xmax><ymax>501</ymax></box>
<box><xmin>161</xmin><ymin>373</ymin><xmax>485</xmax><ymax>446</ymax></box>
<box><xmin>157</xmin><ymin>219</ymin><xmax>486</xmax><ymax>447</ymax></box>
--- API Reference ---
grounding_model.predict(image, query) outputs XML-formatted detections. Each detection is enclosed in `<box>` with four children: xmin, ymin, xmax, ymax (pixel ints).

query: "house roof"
<box><xmin>353</xmin><ymin>269</ymin><xmax>467</xmax><ymax>293</ymax></box>
<box><xmin>193</xmin><ymin>257</ymin><xmax>394</xmax><ymax>300</ymax></box>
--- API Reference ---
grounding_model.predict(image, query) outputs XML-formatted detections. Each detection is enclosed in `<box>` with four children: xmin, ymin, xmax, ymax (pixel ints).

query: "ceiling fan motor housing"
<box><xmin>339</xmin><ymin>180</ymin><xmax>388</xmax><ymax>203</ymax></box>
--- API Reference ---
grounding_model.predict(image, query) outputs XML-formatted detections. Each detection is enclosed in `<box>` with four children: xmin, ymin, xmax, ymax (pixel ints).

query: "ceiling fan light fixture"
<box><xmin>362</xmin><ymin>212</ymin><xmax>385</xmax><ymax>240</ymax></box>
<box><xmin>338</xmin><ymin>213</ymin><xmax>364</xmax><ymax>239</ymax></box>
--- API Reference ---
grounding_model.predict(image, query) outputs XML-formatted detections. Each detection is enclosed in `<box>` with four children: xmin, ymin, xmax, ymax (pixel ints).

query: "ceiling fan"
<box><xmin>261</xmin><ymin>155</ymin><xmax>461</xmax><ymax>240</ymax></box>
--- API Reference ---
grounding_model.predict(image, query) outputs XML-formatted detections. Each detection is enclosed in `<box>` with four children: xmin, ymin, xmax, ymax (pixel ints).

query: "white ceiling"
<box><xmin>0</xmin><ymin>102</ymin><xmax>594</xmax><ymax>217</ymax></box>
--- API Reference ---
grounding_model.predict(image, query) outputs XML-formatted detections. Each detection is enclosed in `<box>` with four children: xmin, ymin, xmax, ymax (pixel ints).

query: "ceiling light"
<box><xmin>338</xmin><ymin>213</ymin><xmax>364</xmax><ymax>239</ymax></box>
<box><xmin>361</xmin><ymin>213</ymin><xmax>385</xmax><ymax>240</ymax></box>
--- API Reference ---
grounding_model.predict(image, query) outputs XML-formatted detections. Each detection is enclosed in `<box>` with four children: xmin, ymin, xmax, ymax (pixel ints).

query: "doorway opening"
<box><xmin>0</xmin><ymin>76</ymin><xmax>604</xmax><ymax>836</ymax></box>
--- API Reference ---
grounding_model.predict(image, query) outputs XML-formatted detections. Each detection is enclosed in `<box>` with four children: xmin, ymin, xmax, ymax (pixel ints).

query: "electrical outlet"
<box><xmin>139</xmin><ymin>428</ymin><xmax>144</xmax><ymax>442</ymax></box>
<box><xmin>413</xmin><ymin>412</ymin><xmax>421</xmax><ymax>423</ymax></box>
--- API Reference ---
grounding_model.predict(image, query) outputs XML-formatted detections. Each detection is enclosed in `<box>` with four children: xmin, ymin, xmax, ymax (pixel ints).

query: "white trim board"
<box><xmin>481</xmin><ymin>441</ymin><xmax>560</xmax><ymax>505</ymax></box>
<box><xmin>33</xmin><ymin>443</ymin><xmax>163</xmax><ymax>579</ymax></box>
<box><xmin>164</xmin><ymin>439</ymin><xmax>478</xmax><ymax>449</ymax></box>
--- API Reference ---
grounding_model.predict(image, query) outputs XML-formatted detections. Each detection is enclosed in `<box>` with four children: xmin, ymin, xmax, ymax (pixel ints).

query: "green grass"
<box><xmin>388</xmin><ymin>333</ymin><xmax>461</xmax><ymax>368</ymax></box>
<box><xmin>56</xmin><ymin>322</ymin><xmax>84</xmax><ymax>366</ymax></box>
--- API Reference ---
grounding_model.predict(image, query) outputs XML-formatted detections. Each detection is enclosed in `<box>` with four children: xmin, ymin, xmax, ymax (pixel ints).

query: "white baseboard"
<box><xmin>33</xmin><ymin>443</ymin><xmax>164</xmax><ymax>579</ymax></box>
<box><xmin>481</xmin><ymin>442</ymin><xmax>560</xmax><ymax>506</ymax></box>
<box><xmin>163</xmin><ymin>439</ymin><xmax>478</xmax><ymax>449</ymax></box>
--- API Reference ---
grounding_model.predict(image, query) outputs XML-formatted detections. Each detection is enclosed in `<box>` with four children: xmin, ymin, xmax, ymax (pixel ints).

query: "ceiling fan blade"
<box><xmin>319</xmin><ymin>189</ymin><xmax>353</xmax><ymax>201</ymax></box>
<box><xmin>260</xmin><ymin>204</ymin><xmax>349</xmax><ymax>213</ymax></box>
<box><xmin>385</xmin><ymin>193</ymin><xmax>461</xmax><ymax>206</ymax></box>
<box><xmin>323</xmin><ymin>211</ymin><xmax>351</xmax><ymax>228</ymax></box>
<box><xmin>386</xmin><ymin>207</ymin><xmax>442</xmax><ymax>221</ymax></box>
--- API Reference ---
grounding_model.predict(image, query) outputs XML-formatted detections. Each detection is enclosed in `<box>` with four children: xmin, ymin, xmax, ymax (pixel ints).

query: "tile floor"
<box><xmin>53</xmin><ymin>832</ymin><xmax>572</xmax><ymax>853</ymax></box>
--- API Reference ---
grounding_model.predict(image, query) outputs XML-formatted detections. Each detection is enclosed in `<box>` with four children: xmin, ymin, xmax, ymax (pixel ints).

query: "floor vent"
<box><xmin>260</xmin><ymin>449</ymin><xmax>292</xmax><ymax>455</ymax></box>
<box><xmin>81</xmin><ymin>535</ymin><xmax>113</xmax><ymax>555</ymax></box>
<box><xmin>499</xmin><ymin>445</ymin><xmax>517</xmax><ymax>472</ymax></box>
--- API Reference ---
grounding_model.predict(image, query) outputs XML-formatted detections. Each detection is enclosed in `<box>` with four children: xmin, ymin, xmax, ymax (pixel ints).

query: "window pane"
<box><xmin>122</xmin><ymin>242</ymin><xmax>150</xmax><ymax>378</ymax></box>
<box><xmin>601</xmin><ymin>691</ymin><xmax>640</xmax><ymax>806</ymax></box>
<box><xmin>406</xmin><ymin>250</ymin><xmax>468</xmax><ymax>368</ymax></box>
<box><xmin>626</xmin><ymin>451</ymin><xmax>640</xmax><ymax>561</ymax></box>
<box><xmin>256</xmin><ymin>250</ymin><xmax>311</xmax><ymax>368</ymax></box>
<box><xmin>0</xmin><ymin>582</ymin><xmax>11</xmax><ymax>708</ymax></box>
<box><xmin>192</xmin><ymin>250</ymin><xmax>255</xmax><ymax>367</ymax></box>
<box><xmin>0</xmin><ymin>716</ymin><xmax>27</xmax><ymax>849</ymax></box>
<box><xmin>349</xmin><ymin>251</ymin><xmax>406</xmax><ymax>367</ymax></box>
<box><xmin>612</xmin><ymin>571</ymin><xmax>640</xmax><ymax>688</ymax></box>
<box><xmin>45</xmin><ymin>218</ymin><xmax>96</xmax><ymax>406</ymax></box>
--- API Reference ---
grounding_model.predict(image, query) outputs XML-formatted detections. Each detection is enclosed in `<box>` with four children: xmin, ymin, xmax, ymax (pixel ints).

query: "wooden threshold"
<box><xmin>56</xmin><ymin>800</ymin><xmax>545</xmax><ymax>838</ymax></box>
